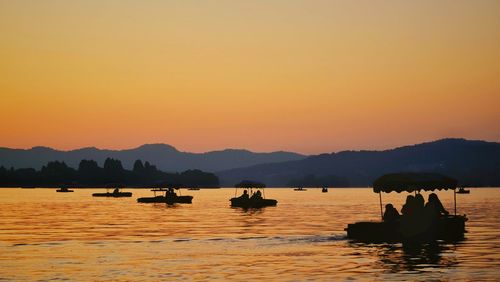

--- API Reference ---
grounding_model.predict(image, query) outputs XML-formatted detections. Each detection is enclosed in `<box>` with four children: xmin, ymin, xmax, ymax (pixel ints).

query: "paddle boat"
<box><xmin>322</xmin><ymin>187</ymin><xmax>328</xmax><ymax>193</ymax></box>
<box><xmin>346</xmin><ymin>173</ymin><xmax>467</xmax><ymax>243</ymax></box>
<box><xmin>294</xmin><ymin>187</ymin><xmax>307</xmax><ymax>191</ymax></box>
<box><xmin>230</xmin><ymin>180</ymin><xmax>277</xmax><ymax>208</ymax></box>
<box><xmin>92</xmin><ymin>188</ymin><xmax>132</xmax><ymax>197</ymax></box>
<box><xmin>456</xmin><ymin>187</ymin><xmax>470</xmax><ymax>194</ymax></box>
<box><xmin>137</xmin><ymin>187</ymin><xmax>193</xmax><ymax>204</ymax></box>
<box><xmin>56</xmin><ymin>187</ymin><xmax>74</xmax><ymax>193</ymax></box>
<box><xmin>187</xmin><ymin>187</ymin><xmax>201</xmax><ymax>190</ymax></box>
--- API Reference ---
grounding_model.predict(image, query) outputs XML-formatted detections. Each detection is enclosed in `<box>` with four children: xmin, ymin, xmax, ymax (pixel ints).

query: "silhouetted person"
<box><xmin>166</xmin><ymin>188</ymin><xmax>176</xmax><ymax>198</ymax></box>
<box><xmin>239</xmin><ymin>190</ymin><xmax>249</xmax><ymax>200</ymax></box>
<box><xmin>414</xmin><ymin>193</ymin><xmax>425</xmax><ymax>214</ymax></box>
<box><xmin>250</xmin><ymin>190</ymin><xmax>262</xmax><ymax>200</ymax></box>
<box><xmin>425</xmin><ymin>193</ymin><xmax>449</xmax><ymax>217</ymax></box>
<box><xmin>383</xmin><ymin>204</ymin><xmax>400</xmax><ymax>223</ymax></box>
<box><xmin>113</xmin><ymin>188</ymin><xmax>119</xmax><ymax>194</ymax></box>
<box><xmin>401</xmin><ymin>195</ymin><xmax>416</xmax><ymax>216</ymax></box>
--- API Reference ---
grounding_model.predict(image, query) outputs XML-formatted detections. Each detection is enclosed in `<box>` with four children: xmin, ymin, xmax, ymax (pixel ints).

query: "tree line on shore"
<box><xmin>0</xmin><ymin>158</ymin><xmax>220</xmax><ymax>188</ymax></box>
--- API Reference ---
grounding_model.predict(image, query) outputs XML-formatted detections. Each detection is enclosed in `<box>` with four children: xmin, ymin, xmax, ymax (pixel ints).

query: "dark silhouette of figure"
<box><xmin>113</xmin><ymin>188</ymin><xmax>119</xmax><ymax>194</ymax></box>
<box><xmin>401</xmin><ymin>195</ymin><xmax>416</xmax><ymax>216</ymax></box>
<box><xmin>239</xmin><ymin>190</ymin><xmax>249</xmax><ymax>200</ymax></box>
<box><xmin>415</xmin><ymin>193</ymin><xmax>424</xmax><ymax>208</ymax></box>
<box><xmin>250</xmin><ymin>190</ymin><xmax>262</xmax><ymax>200</ymax></box>
<box><xmin>383</xmin><ymin>204</ymin><xmax>400</xmax><ymax>223</ymax></box>
<box><xmin>425</xmin><ymin>193</ymin><xmax>449</xmax><ymax>217</ymax></box>
<box><xmin>166</xmin><ymin>187</ymin><xmax>176</xmax><ymax>198</ymax></box>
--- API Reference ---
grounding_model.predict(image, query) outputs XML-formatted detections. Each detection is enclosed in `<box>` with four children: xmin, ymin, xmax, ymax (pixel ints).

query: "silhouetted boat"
<box><xmin>294</xmin><ymin>187</ymin><xmax>307</xmax><ymax>191</ymax></box>
<box><xmin>456</xmin><ymin>187</ymin><xmax>470</xmax><ymax>194</ymax></box>
<box><xmin>322</xmin><ymin>187</ymin><xmax>328</xmax><ymax>193</ymax></box>
<box><xmin>230</xmin><ymin>180</ymin><xmax>277</xmax><ymax>208</ymax></box>
<box><xmin>92</xmin><ymin>188</ymin><xmax>132</xmax><ymax>197</ymax></box>
<box><xmin>187</xmin><ymin>187</ymin><xmax>200</xmax><ymax>190</ymax></box>
<box><xmin>56</xmin><ymin>187</ymin><xmax>74</xmax><ymax>193</ymax></box>
<box><xmin>346</xmin><ymin>173</ymin><xmax>467</xmax><ymax>243</ymax></box>
<box><xmin>137</xmin><ymin>188</ymin><xmax>193</xmax><ymax>204</ymax></box>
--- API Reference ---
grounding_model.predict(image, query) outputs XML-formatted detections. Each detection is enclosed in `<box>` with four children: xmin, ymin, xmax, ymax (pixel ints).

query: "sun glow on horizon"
<box><xmin>1</xmin><ymin>1</ymin><xmax>499</xmax><ymax>154</ymax></box>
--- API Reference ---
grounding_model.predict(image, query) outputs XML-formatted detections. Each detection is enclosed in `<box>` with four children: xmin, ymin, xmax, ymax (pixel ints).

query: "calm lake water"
<box><xmin>0</xmin><ymin>188</ymin><xmax>499</xmax><ymax>281</ymax></box>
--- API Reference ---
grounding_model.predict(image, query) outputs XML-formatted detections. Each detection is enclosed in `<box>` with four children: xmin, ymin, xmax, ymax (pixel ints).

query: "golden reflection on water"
<box><xmin>0</xmin><ymin>188</ymin><xmax>499</xmax><ymax>280</ymax></box>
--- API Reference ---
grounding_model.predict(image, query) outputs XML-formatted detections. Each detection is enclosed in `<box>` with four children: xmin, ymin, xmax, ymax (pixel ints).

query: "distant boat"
<box><xmin>456</xmin><ymin>187</ymin><xmax>470</xmax><ymax>194</ymax></box>
<box><xmin>92</xmin><ymin>187</ymin><xmax>132</xmax><ymax>198</ymax></box>
<box><xmin>230</xmin><ymin>180</ymin><xmax>277</xmax><ymax>208</ymax></box>
<box><xmin>294</xmin><ymin>187</ymin><xmax>307</xmax><ymax>191</ymax></box>
<box><xmin>56</xmin><ymin>187</ymin><xmax>74</xmax><ymax>193</ymax></box>
<box><xmin>187</xmin><ymin>187</ymin><xmax>201</xmax><ymax>190</ymax></box>
<box><xmin>322</xmin><ymin>187</ymin><xmax>328</xmax><ymax>193</ymax></box>
<box><xmin>137</xmin><ymin>188</ymin><xmax>193</xmax><ymax>204</ymax></box>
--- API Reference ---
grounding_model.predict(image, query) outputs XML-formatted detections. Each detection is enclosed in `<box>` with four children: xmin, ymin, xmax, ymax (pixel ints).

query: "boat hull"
<box><xmin>92</xmin><ymin>192</ymin><xmax>132</xmax><ymax>197</ymax></box>
<box><xmin>56</xmin><ymin>190</ymin><xmax>74</xmax><ymax>193</ymax></box>
<box><xmin>346</xmin><ymin>215</ymin><xmax>467</xmax><ymax>243</ymax></box>
<box><xmin>137</xmin><ymin>195</ymin><xmax>193</xmax><ymax>204</ymax></box>
<box><xmin>230</xmin><ymin>197</ymin><xmax>277</xmax><ymax>208</ymax></box>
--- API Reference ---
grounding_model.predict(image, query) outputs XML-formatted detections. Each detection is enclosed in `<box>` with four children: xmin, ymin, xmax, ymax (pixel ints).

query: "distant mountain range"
<box><xmin>216</xmin><ymin>139</ymin><xmax>500</xmax><ymax>187</ymax></box>
<box><xmin>0</xmin><ymin>144</ymin><xmax>306</xmax><ymax>172</ymax></box>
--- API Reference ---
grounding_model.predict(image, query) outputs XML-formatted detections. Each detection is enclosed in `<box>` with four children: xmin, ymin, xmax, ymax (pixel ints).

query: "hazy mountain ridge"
<box><xmin>216</xmin><ymin>138</ymin><xmax>500</xmax><ymax>187</ymax></box>
<box><xmin>0</xmin><ymin>144</ymin><xmax>306</xmax><ymax>172</ymax></box>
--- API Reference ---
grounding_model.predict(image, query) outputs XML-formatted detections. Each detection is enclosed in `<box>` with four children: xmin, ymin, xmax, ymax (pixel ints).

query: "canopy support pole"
<box><xmin>379</xmin><ymin>192</ymin><xmax>383</xmax><ymax>220</ymax></box>
<box><xmin>454</xmin><ymin>188</ymin><xmax>457</xmax><ymax>215</ymax></box>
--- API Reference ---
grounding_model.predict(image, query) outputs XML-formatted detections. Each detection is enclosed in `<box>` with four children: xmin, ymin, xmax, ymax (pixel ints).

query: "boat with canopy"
<box><xmin>137</xmin><ymin>186</ymin><xmax>193</xmax><ymax>204</ymax></box>
<box><xmin>92</xmin><ymin>184</ymin><xmax>132</xmax><ymax>197</ymax></box>
<box><xmin>346</xmin><ymin>172</ymin><xmax>467</xmax><ymax>243</ymax></box>
<box><xmin>230</xmin><ymin>180</ymin><xmax>277</xmax><ymax>208</ymax></box>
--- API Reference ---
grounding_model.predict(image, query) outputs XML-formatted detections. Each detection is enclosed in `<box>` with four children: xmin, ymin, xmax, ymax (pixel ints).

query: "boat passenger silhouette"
<box><xmin>425</xmin><ymin>193</ymin><xmax>449</xmax><ymax>217</ymax></box>
<box><xmin>250</xmin><ymin>190</ymin><xmax>262</xmax><ymax>200</ymax></box>
<box><xmin>383</xmin><ymin>204</ymin><xmax>400</xmax><ymax>223</ymax></box>
<box><xmin>239</xmin><ymin>190</ymin><xmax>249</xmax><ymax>200</ymax></box>
<box><xmin>401</xmin><ymin>195</ymin><xmax>416</xmax><ymax>216</ymax></box>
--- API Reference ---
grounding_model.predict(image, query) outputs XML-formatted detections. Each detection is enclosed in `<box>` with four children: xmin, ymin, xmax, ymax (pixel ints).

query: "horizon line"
<box><xmin>1</xmin><ymin>137</ymin><xmax>497</xmax><ymax>156</ymax></box>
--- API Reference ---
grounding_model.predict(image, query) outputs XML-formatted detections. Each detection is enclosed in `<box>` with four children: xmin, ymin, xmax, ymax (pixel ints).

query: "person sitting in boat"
<box><xmin>166</xmin><ymin>187</ymin><xmax>176</xmax><ymax>198</ymax></box>
<box><xmin>239</xmin><ymin>190</ymin><xmax>249</xmax><ymax>200</ymax></box>
<box><xmin>414</xmin><ymin>193</ymin><xmax>425</xmax><ymax>215</ymax></box>
<box><xmin>383</xmin><ymin>204</ymin><xmax>400</xmax><ymax>223</ymax></box>
<box><xmin>250</xmin><ymin>190</ymin><xmax>262</xmax><ymax>200</ymax></box>
<box><xmin>401</xmin><ymin>195</ymin><xmax>415</xmax><ymax>216</ymax></box>
<box><xmin>113</xmin><ymin>188</ymin><xmax>120</xmax><ymax>195</ymax></box>
<box><xmin>425</xmin><ymin>193</ymin><xmax>449</xmax><ymax>217</ymax></box>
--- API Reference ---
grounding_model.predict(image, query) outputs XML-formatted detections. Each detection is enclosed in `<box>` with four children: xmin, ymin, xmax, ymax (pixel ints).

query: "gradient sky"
<box><xmin>1</xmin><ymin>1</ymin><xmax>499</xmax><ymax>154</ymax></box>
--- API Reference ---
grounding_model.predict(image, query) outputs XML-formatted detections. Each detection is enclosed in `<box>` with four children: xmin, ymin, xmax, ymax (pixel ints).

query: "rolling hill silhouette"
<box><xmin>216</xmin><ymin>139</ymin><xmax>500</xmax><ymax>187</ymax></box>
<box><xmin>0</xmin><ymin>144</ymin><xmax>305</xmax><ymax>172</ymax></box>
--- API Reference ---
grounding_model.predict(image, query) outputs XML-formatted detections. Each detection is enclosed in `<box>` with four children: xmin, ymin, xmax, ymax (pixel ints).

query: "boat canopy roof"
<box><xmin>373</xmin><ymin>172</ymin><xmax>457</xmax><ymax>193</ymax></box>
<box><xmin>235</xmin><ymin>180</ymin><xmax>266</xmax><ymax>188</ymax></box>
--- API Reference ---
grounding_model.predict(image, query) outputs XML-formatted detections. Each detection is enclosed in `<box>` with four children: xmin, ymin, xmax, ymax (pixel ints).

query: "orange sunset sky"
<box><xmin>1</xmin><ymin>1</ymin><xmax>499</xmax><ymax>154</ymax></box>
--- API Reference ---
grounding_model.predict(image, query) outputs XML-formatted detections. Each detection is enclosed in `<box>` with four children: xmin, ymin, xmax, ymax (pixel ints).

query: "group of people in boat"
<box><xmin>383</xmin><ymin>193</ymin><xmax>449</xmax><ymax>238</ymax></box>
<box><xmin>383</xmin><ymin>193</ymin><xmax>449</xmax><ymax>223</ymax></box>
<box><xmin>237</xmin><ymin>189</ymin><xmax>263</xmax><ymax>201</ymax></box>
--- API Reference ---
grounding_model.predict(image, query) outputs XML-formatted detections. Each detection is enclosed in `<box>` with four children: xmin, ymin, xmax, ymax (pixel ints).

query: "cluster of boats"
<box><xmin>54</xmin><ymin>172</ymin><xmax>471</xmax><ymax>244</ymax></box>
